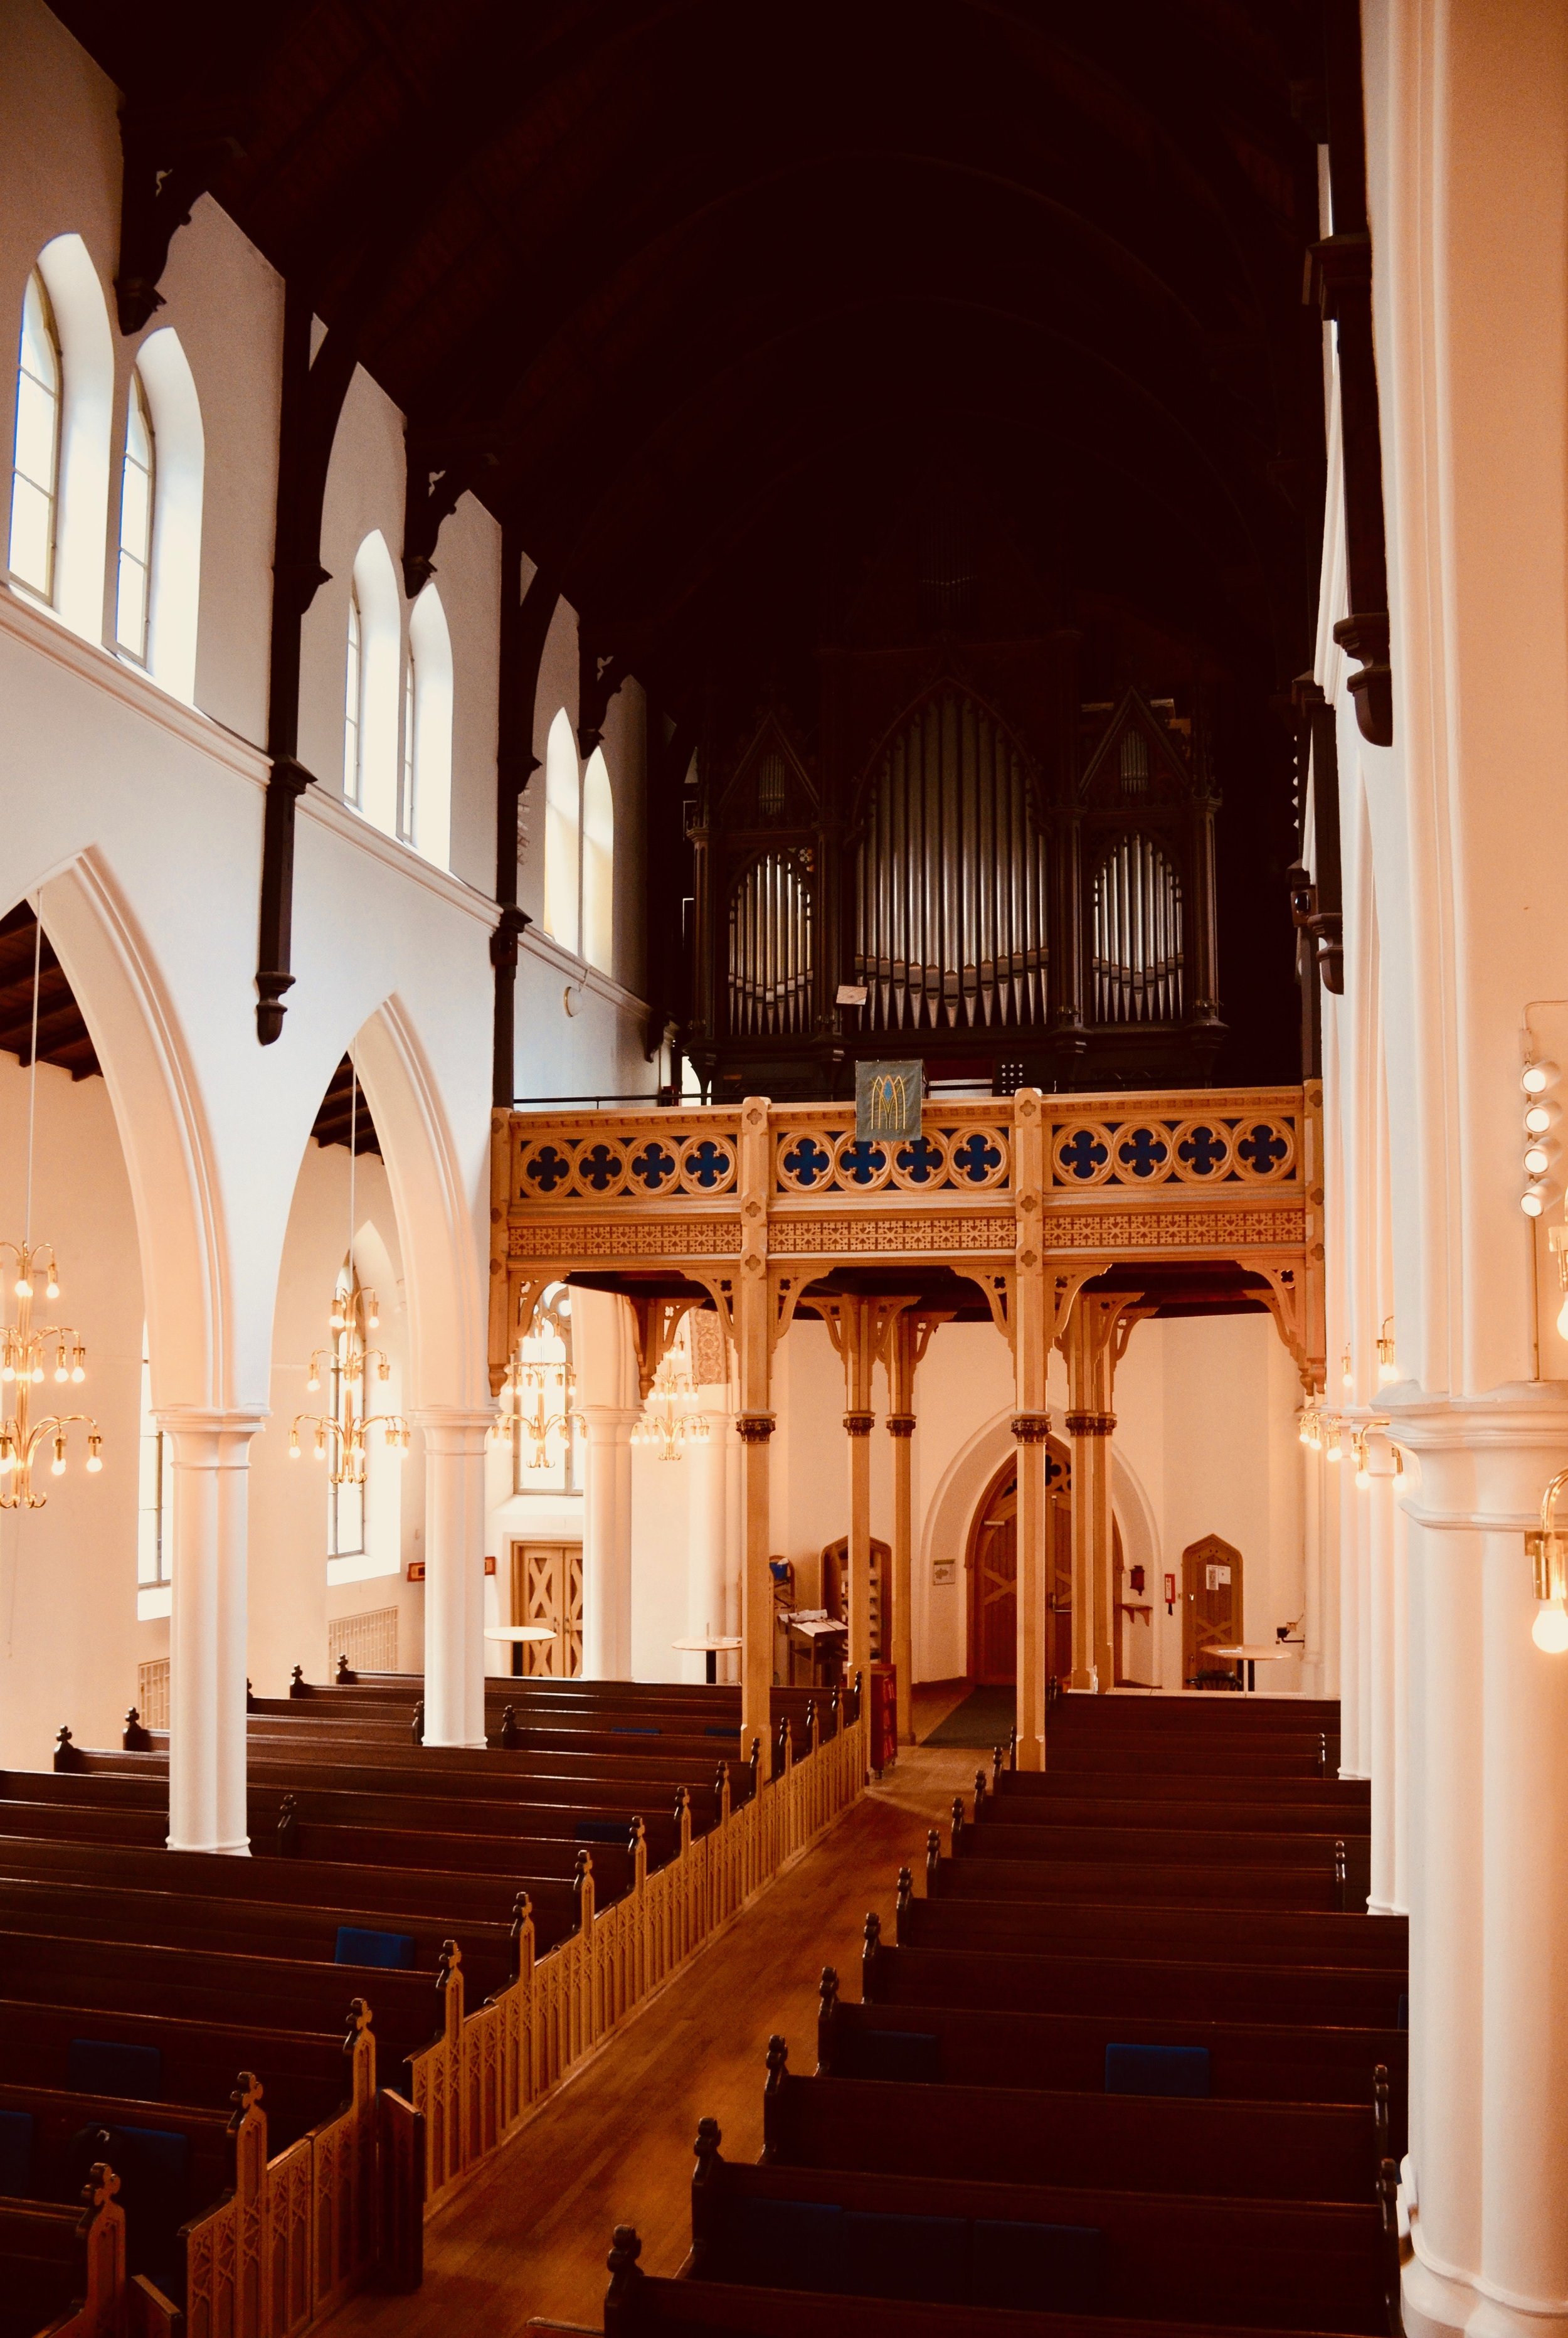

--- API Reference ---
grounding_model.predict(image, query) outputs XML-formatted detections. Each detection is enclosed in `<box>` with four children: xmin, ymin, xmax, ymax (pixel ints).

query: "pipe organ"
<box><xmin>684</xmin><ymin>602</ymin><xmax>1221</xmax><ymax>1100</ymax></box>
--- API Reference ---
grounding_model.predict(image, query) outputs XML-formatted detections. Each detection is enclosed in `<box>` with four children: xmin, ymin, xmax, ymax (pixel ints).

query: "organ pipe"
<box><xmin>728</xmin><ymin>854</ymin><xmax>812</xmax><ymax>1036</ymax></box>
<box><xmin>1091</xmin><ymin>834</ymin><xmax>1184</xmax><ymax>1023</ymax></box>
<box><xmin>853</xmin><ymin>692</ymin><xmax>1049</xmax><ymax>1030</ymax></box>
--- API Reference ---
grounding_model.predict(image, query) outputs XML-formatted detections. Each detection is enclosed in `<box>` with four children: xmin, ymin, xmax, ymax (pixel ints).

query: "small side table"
<box><xmin>672</xmin><ymin>1633</ymin><xmax>742</xmax><ymax>1685</ymax></box>
<box><xmin>484</xmin><ymin>1623</ymin><xmax>560</xmax><ymax>1679</ymax></box>
<box><xmin>1204</xmin><ymin>1641</ymin><xmax>1296</xmax><ymax>1694</ymax></box>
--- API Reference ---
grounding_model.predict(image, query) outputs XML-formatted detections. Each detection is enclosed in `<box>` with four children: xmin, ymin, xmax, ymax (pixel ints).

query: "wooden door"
<box><xmin>510</xmin><ymin>1540</ymin><xmax>584</xmax><ymax>1677</ymax></box>
<box><xmin>1046</xmin><ymin>1442</ymin><xmax>1073</xmax><ymax>1681</ymax></box>
<box><xmin>1182</xmin><ymin>1533</ymin><xmax>1242</xmax><ymax>1687</ymax></box>
<box><xmin>968</xmin><ymin>1464</ymin><xmax>1018</xmax><ymax>1684</ymax></box>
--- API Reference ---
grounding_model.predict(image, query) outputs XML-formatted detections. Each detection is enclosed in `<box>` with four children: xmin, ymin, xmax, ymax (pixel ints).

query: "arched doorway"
<box><xmin>966</xmin><ymin>1440</ymin><xmax>1074</xmax><ymax>1684</ymax></box>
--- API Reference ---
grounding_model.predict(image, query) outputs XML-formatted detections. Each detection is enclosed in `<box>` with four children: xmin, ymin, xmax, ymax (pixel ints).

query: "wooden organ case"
<box><xmin>685</xmin><ymin>628</ymin><xmax>1224</xmax><ymax>1101</ymax></box>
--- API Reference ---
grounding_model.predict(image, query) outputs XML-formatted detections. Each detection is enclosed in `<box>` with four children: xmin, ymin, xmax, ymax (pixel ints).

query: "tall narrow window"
<box><xmin>581</xmin><ymin>747</ymin><xmax>614</xmax><ymax>971</ymax></box>
<box><xmin>343</xmin><ymin>590</ymin><xmax>364</xmax><ymax>805</ymax></box>
<box><xmin>543</xmin><ymin>708</ymin><xmax>581</xmax><ymax>953</ymax></box>
<box><xmin>9</xmin><ymin>270</ymin><xmax>60</xmax><ymax>600</ymax></box>
<box><xmin>115</xmin><ymin>368</ymin><xmax>155</xmax><ymax>661</ymax></box>
<box><xmin>400</xmin><ymin>652</ymin><xmax>416</xmax><ymax>843</ymax></box>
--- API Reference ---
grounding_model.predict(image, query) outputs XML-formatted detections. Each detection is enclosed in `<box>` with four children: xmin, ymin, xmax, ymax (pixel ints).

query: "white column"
<box><xmin>1337</xmin><ymin>1450</ymin><xmax>1366</xmax><ymax>1775</ymax></box>
<box><xmin>686</xmin><ymin>1396</ymin><xmax>731</xmax><ymax>1682</ymax></box>
<box><xmin>1365</xmin><ymin>1443</ymin><xmax>1398</xmax><ymax>1913</ymax></box>
<box><xmin>1397</xmin><ymin>1393</ymin><xmax>1568</xmax><ymax>2338</ymax></box>
<box><xmin>581</xmin><ymin>1403</ymin><xmax>637</xmax><ymax>1679</ymax></box>
<box><xmin>416</xmin><ymin>1408</ymin><xmax>490</xmax><ymax>1746</ymax></box>
<box><xmin>162</xmin><ymin>1409</ymin><xmax>265</xmax><ymax>1855</ymax></box>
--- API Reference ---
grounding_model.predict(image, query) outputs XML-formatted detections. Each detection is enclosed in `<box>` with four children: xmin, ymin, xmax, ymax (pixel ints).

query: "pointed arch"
<box><xmin>542</xmin><ymin>708</ymin><xmax>580</xmax><ymax>952</ymax></box>
<box><xmin>581</xmin><ymin>745</ymin><xmax>614</xmax><ymax>971</ymax></box>
<box><xmin>131</xmin><ymin>327</ymin><xmax>205</xmax><ymax>704</ymax></box>
<box><xmin>347</xmin><ymin>531</ymin><xmax>401</xmax><ymax>836</ymax></box>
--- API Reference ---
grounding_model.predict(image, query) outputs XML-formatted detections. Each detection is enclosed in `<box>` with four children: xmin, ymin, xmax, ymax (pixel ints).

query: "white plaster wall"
<box><xmin>0</xmin><ymin>1052</ymin><xmax>146</xmax><ymax>1765</ymax></box>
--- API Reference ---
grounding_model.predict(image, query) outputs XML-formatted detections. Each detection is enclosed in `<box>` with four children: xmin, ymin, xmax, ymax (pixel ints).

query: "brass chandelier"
<box><xmin>1</xmin><ymin>921</ymin><xmax>103</xmax><ymax>1508</ymax></box>
<box><xmin>631</xmin><ymin>1351</ymin><xmax>709</xmax><ymax>1462</ymax></box>
<box><xmin>288</xmin><ymin>1075</ymin><xmax>409</xmax><ymax>1484</ymax></box>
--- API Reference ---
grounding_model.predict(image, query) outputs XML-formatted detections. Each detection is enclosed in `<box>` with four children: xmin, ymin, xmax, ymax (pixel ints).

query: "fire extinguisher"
<box><xmin>1163</xmin><ymin>1572</ymin><xmax>1176</xmax><ymax>1617</ymax></box>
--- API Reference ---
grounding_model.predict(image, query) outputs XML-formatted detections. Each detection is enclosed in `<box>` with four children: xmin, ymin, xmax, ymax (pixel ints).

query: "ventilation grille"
<box><xmin>137</xmin><ymin>1657</ymin><xmax>170</xmax><ymax>1733</ymax></box>
<box><xmin>329</xmin><ymin>1605</ymin><xmax>399</xmax><ymax>1675</ymax></box>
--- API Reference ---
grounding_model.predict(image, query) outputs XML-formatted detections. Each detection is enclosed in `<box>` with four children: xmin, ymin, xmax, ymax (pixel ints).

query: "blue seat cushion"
<box><xmin>704</xmin><ymin>1726</ymin><xmax>734</xmax><ymax>1737</ymax></box>
<box><xmin>973</xmin><ymin>2220</ymin><xmax>1105</xmax><ymax>2314</ymax></box>
<box><xmin>844</xmin><ymin>2211</ymin><xmax>967</xmax><ymax>2303</ymax></box>
<box><xmin>0</xmin><ymin>2110</ymin><xmax>33</xmax><ymax>2196</ymax></box>
<box><xmin>68</xmin><ymin>2039</ymin><xmax>161</xmax><ymax>2100</ymax></box>
<box><xmin>852</xmin><ymin>2029</ymin><xmax>941</xmax><ymax>2085</ymax></box>
<box><xmin>575</xmin><ymin>1819</ymin><xmax>629</xmax><ymax>1844</ymax></box>
<box><xmin>1105</xmin><ymin>2043</ymin><xmax>1210</xmax><ymax>2098</ymax></box>
<box><xmin>736</xmin><ymin>2197</ymin><xmax>845</xmax><ymax>2291</ymax></box>
<box><xmin>335</xmin><ymin>1926</ymin><xmax>416</xmax><ymax>1970</ymax></box>
<box><xmin>109</xmin><ymin>2125</ymin><xmax>191</xmax><ymax>2197</ymax></box>
<box><xmin>612</xmin><ymin>1726</ymin><xmax>659</xmax><ymax>1735</ymax></box>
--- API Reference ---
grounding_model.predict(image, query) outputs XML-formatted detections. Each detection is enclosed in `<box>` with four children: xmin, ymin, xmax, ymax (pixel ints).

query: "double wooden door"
<box><xmin>509</xmin><ymin>1539</ymin><xmax>584</xmax><ymax>1677</ymax></box>
<box><xmin>968</xmin><ymin>1445</ymin><xmax>1074</xmax><ymax>1684</ymax></box>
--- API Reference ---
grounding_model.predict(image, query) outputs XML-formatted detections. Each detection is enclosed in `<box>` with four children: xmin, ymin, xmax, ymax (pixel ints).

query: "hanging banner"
<box><xmin>856</xmin><ymin>1060</ymin><xmax>923</xmax><ymax>1142</ymax></box>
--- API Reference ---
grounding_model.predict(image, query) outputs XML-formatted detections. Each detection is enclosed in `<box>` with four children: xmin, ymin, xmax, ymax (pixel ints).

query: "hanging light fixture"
<box><xmin>631</xmin><ymin>1351</ymin><xmax>709</xmax><ymax>1462</ymax></box>
<box><xmin>1375</xmin><ymin>1317</ymin><xmax>1398</xmax><ymax>1385</ymax></box>
<box><xmin>1527</xmin><ymin>1468</ymin><xmax>1568</xmax><ymax>1651</ymax></box>
<box><xmin>289</xmin><ymin>1071</ymin><xmax>408</xmax><ymax>1482</ymax></box>
<box><xmin>0</xmin><ymin>915</ymin><xmax>103</xmax><ymax>1508</ymax></box>
<box><xmin>494</xmin><ymin>1288</ymin><xmax>580</xmax><ymax>1469</ymax></box>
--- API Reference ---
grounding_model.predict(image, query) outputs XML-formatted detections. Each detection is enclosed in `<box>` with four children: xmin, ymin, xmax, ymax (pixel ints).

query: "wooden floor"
<box><xmin>333</xmin><ymin>1721</ymin><xmax>975</xmax><ymax>2337</ymax></box>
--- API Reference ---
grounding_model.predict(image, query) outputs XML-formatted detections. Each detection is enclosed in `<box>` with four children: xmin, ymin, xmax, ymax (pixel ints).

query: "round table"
<box><xmin>485</xmin><ymin>1623</ymin><xmax>559</xmax><ymax>1679</ymax></box>
<box><xmin>672</xmin><ymin>1633</ymin><xmax>742</xmax><ymax>1685</ymax></box>
<box><xmin>1204</xmin><ymin>1642</ymin><xmax>1296</xmax><ymax>1693</ymax></box>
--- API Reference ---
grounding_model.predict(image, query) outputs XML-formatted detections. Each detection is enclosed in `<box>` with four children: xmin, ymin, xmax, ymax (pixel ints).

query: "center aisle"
<box><xmin>329</xmin><ymin>1731</ymin><xmax>970</xmax><ymax>2338</ymax></box>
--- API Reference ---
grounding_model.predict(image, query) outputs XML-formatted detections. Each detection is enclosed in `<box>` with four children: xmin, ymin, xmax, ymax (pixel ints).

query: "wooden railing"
<box><xmin>409</xmin><ymin>1700</ymin><xmax>867</xmax><ymax>2209</ymax></box>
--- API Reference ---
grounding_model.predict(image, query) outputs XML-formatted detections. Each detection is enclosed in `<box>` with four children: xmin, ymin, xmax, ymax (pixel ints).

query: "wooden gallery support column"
<box><xmin>734</xmin><ymin>1098</ymin><xmax>775</xmax><ymax>1756</ymax></box>
<box><xmin>1061</xmin><ymin>1290</ymin><xmax>1142</xmax><ymax>1693</ymax></box>
<box><xmin>887</xmin><ymin>1309</ymin><xmax>945</xmax><ymax>1745</ymax></box>
<box><xmin>1011</xmin><ymin>1090</ymin><xmax>1052</xmax><ymax>1770</ymax></box>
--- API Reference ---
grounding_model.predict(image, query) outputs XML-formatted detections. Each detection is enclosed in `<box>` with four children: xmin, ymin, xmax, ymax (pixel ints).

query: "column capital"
<box><xmin>736</xmin><ymin>1413</ymin><xmax>775</xmax><ymax>1443</ymax></box>
<box><xmin>844</xmin><ymin>1411</ymin><xmax>876</xmax><ymax>1437</ymax></box>
<box><xmin>1386</xmin><ymin>1384</ymin><xmax>1568</xmax><ymax>1531</ymax></box>
<box><xmin>887</xmin><ymin>1415</ymin><xmax>916</xmax><ymax>1439</ymax></box>
<box><xmin>1065</xmin><ymin>1411</ymin><xmax>1115</xmax><ymax>1437</ymax></box>
<box><xmin>408</xmin><ymin>1406</ymin><xmax>494</xmax><ymax>1451</ymax></box>
<box><xmin>1011</xmin><ymin>1412</ymin><xmax>1052</xmax><ymax>1443</ymax></box>
<box><xmin>155</xmin><ymin>1407</ymin><xmax>269</xmax><ymax>1435</ymax></box>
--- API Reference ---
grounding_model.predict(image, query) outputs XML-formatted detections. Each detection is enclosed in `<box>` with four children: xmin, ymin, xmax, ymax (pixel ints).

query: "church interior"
<box><xmin>0</xmin><ymin>1</ymin><xmax>1563</xmax><ymax>2334</ymax></box>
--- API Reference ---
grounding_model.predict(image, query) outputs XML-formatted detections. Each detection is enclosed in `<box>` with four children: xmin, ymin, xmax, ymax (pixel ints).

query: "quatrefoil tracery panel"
<box><xmin>517</xmin><ymin>1128</ymin><xmax>739</xmax><ymax>1203</ymax></box>
<box><xmin>774</xmin><ymin>1124</ymin><xmax>1011</xmax><ymax>1198</ymax></box>
<box><xmin>1051</xmin><ymin>1114</ymin><xmax>1295</xmax><ymax>1189</ymax></box>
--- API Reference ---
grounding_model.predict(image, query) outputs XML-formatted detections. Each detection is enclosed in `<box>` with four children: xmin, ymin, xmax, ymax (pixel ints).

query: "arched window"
<box><xmin>854</xmin><ymin>689</ymin><xmax>1047</xmax><ymax>1028</ymax></box>
<box><xmin>1091</xmin><ymin>834</ymin><xmax>1184</xmax><ymax>1023</ymax></box>
<box><xmin>729</xmin><ymin>851</ymin><xmax>813</xmax><ymax>1035</ymax></box>
<box><xmin>401</xmin><ymin>652</ymin><xmax>416</xmax><ymax>844</ymax></box>
<box><xmin>581</xmin><ymin>747</ymin><xmax>614</xmax><ymax>971</ymax></box>
<box><xmin>407</xmin><ymin>584</ymin><xmax>453</xmax><ymax>868</ymax></box>
<box><xmin>9</xmin><ymin>269</ymin><xmax>61</xmax><ymax>600</ymax></box>
<box><xmin>114</xmin><ymin>368</ymin><xmax>154</xmax><ymax>662</ymax></box>
<box><xmin>132</xmin><ymin>327</ymin><xmax>204</xmax><ymax>703</ymax></box>
<box><xmin>343</xmin><ymin>588</ymin><xmax>364</xmax><ymax>804</ymax></box>
<box><xmin>543</xmin><ymin>708</ymin><xmax>581</xmax><ymax>952</ymax></box>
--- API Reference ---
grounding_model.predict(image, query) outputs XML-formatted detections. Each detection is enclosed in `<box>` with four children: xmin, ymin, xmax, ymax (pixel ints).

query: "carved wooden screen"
<box><xmin>1090</xmin><ymin>833</ymin><xmax>1184</xmax><ymax>1023</ymax></box>
<box><xmin>728</xmin><ymin>852</ymin><xmax>813</xmax><ymax>1036</ymax></box>
<box><xmin>854</xmin><ymin>690</ymin><xmax>1048</xmax><ymax>1029</ymax></box>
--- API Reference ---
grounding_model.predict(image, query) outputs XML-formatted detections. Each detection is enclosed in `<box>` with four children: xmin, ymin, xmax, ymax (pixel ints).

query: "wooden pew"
<box><xmin>0</xmin><ymin>2163</ymin><xmax>132</xmax><ymax>2338</ymax></box>
<box><xmin>1046</xmin><ymin>1737</ymin><xmax>1340</xmax><ymax>1780</ymax></box>
<box><xmin>993</xmin><ymin>1768</ymin><xmax>1370</xmax><ymax>1815</ymax></box>
<box><xmin>897</xmin><ymin>1884</ymin><xmax>1409</xmax><ymax>1972</ymax></box>
<box><xmin>940</xmin><ymin>1852</ymin><xmax>1355</xmax><ymax>1915</ymax></box>
<box><xmin>862</xmin><ymin>1926</ymin><xmax>1407</xmax><ymax>2029</ymax></box>
<box><xmin>983</xmin><ymin>1782</ymin><xmax>1371</xmax><ymax>1833</ymax></box>
<box><xmin>815</xmin><ymin>1973</ymin><xmax>1408</xmax><ymax>2126</ymax></box>
<box><xmin>760</xmin><ymin>2046</ymin><xmax>1389</xmax><ymax>2204</ymax></box>
<box><xmin>964</xmin><ymin>1815</ymin><xmax>1367</xmax><ymax>1869</ymax></box>
<box><xmin>1047</xmin><ymin>1694</ymin><xmax>1343</xmax><ymax>1735</ymax></box>
<box><xmin>0</xmin><ymin>2080</ymin><xmax>234</xmax><ymax>2279</ymax></box>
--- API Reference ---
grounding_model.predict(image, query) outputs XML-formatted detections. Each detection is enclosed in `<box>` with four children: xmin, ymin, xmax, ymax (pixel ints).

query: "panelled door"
<box><xmin>1182</xmin><ymin>1533</ymin><xmax>1242</xmax><ymax>1686</ymax></box>
<box><xmin>510</xmin><ymin>1539</ymin><xmax>584</xmax><ymax>1677</ymax></box>
<box><xmin>969</xmin><ymin>1468</ymin><xmax>1017</xmax><ymax>1684</ymax></box>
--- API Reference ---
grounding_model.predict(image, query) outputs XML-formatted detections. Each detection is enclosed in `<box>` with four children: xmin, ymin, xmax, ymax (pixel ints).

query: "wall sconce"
<box><xmin>1351</xmin><ymin>1421</ymin><xmax>1401</xmax><ymax>1490</ymax></box>
<box><xmin>1526</xmin><ymin>1467</ymin><xmax>1568</xmax><ymax>1650</ymax></box>
<box><xmin>1340</xmin><ymin>1346</ymin><xmax>1354</xmax><ymax>1393</ymax></box>
<box><xmin>1522</xmin><ymin>1063</ymin><xmax>1559</xmax><ymax>1214</ymax></box>
<box><xmin>1375</xmin><ymin>1318</ymin><xmax>1397</xmax><ymax>1385</ymax></box>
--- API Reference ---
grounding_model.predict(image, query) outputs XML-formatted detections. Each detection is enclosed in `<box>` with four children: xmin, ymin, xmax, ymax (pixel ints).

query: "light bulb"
<box><xmin>45</xmin><ymin>1278</ymin><xmax>58</xmax><ymax>1300</ymax></box>
<box><xmin>1527</xmin><ymin>1105</ymin><xmax>1553</xmax><ymax>1134</ymax></box>
<box><xmin>1523</xmin><ymin>1189</ymin><xmax>1546</xmax><ymax>1216</ymax></box>
<box><xmin>1526</xmin><ymin>1145</ymin><xmax>1551</xmax><ymax>1176</ymax></box>
<box><xmin>85</xmin><ymin>1439</ymin><xmax>102</xmax><ymax>1474</ymax></box>
<box><xmin>1325</xmin><ymin>1438</ymin><xmax>1342</xmax><ymax>1464</ymax></box>
<box><xmin>31</xmin><ymin>1365</ymin><xmax>43</xmax><ymax>1384</ymax></box>
<box><xmin>305</xmin><ymin>1372</ymin><xmax>319</xmax><ymax>1393</ymax></box>
<box><xmin>1355</xmin><ymin>1463</ymin><xmax>1371</xmax><ymax>1489</ymax></box>
<box><xmin>1525</xmin><ymin>1064</ymin><xmax>1553</xmax><ymax>1095</ymax></box>
<box><xmin>1378</xmin><ymin>1358</ymin><xmax>1398</xmax><ymax>1386</ymax></box>
<box><xmin>50</xmin><ymin>1442</ymin><xmax>65</xmax><ymax>1477</ymax></box>
<box><xmin>1533</xmin><ymin>1598</ymin><xmax>1568</xmax><ymax>1653</ymax></box>
<box><xmin>70</xmin><ymin>1364</ymin><xmax>84</xmax><ymax>1384</ymax></box>
<box><xmin>53</xmin><ymin>1363</ymin><xmax>67</xmax><ymax>1384</ymax></box>
<box><xmin>14</xmin><ymin>1277</ymin><xmax>30</xmax><ymax>1299</ymax></box>
<box><xmin>288</xmin><ymin>1434</ymin><xmax>300</xmax><ymax>1458</ymax></box>
<box><xmin>0</xmin><ymin>1447</ymin><xmax>12</xmax><ymax>1476</ymax></box>
<box><xmin>2</xmin><ymin>1365</ymin><xmax>14</xmax><ymax>1384</ymax></box>
<box><xmin>314</xmin><ymin>1434</ymin><xmax>327</xmax><ymax>1461</ymax></box>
